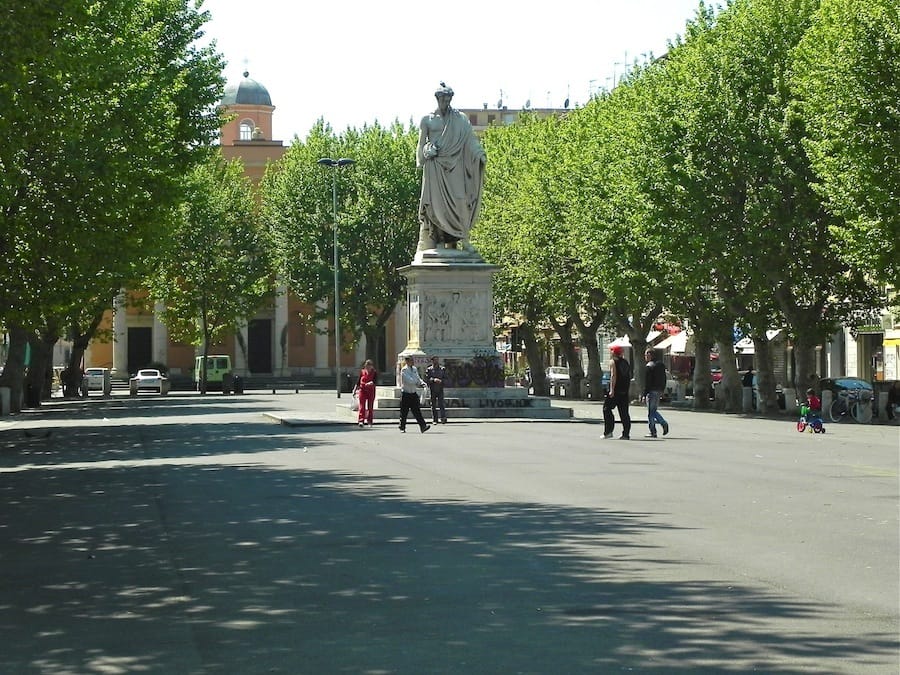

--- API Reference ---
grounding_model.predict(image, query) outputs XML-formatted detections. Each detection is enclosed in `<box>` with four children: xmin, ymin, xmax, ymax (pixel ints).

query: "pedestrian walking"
<box><xmin>399</xmin><ymin>355</ymin><xmax>431</xmax><ymax>433</ymax></box>
<box><xmin>425</xmin><ymin>356</ymin><xmax>448</xmax><ymax>424</ymax></box>
<box><xmin>356</xmin><ymin>359</ymin><xmax>377</xmax><ymax>427</ymax></box>
<box><xmin>603</xmin><ymin>345</ymin><xmax>632</xmax><ymax>439</ymax></box>
<box><xmin>641</xmin><ymin>348</ymin><xmax>670</xmax><ymax>438</ymax></box>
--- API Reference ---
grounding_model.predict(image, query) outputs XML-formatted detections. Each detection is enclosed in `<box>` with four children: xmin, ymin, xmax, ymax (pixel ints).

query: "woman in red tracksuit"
<box><xmin>357</xmin><ymin>359</ymin><xmax>378</xmax><ymax>427</ymax></box>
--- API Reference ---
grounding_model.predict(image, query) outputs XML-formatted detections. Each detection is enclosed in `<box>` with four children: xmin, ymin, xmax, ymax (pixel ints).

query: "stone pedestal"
<box><xmin>396</xmin><ymin>247</ymin><xmax>499</xmax><ymax>383</ymax></box>
<box><xmin>335</xmin><ymin>245</ymin><xmax>572</xmax><ymax>421</ymax></box>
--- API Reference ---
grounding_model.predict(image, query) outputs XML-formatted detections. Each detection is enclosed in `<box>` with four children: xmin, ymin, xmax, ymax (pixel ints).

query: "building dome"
<box><xmin>222</xmin><ymin>71</ymin><xmax>272</xmax><ymax>107</ymax></box>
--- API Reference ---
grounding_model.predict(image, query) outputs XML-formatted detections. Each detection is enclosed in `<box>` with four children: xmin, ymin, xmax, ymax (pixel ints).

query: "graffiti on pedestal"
<box><xmin>443</xmin><ymin>351</ymin><xmax>504</xmax><ymax>388</ymax></box>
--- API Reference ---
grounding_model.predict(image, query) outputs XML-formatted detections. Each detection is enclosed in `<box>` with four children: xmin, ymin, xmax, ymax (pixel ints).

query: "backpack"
<box><xmin>614</xmin><ymin>358</ymin><xmax>632</xmax><ymax>393</ymax></box>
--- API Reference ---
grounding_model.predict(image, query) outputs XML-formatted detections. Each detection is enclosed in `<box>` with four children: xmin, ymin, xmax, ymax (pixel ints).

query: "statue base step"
<box><xmin>340</xmin><ymin>386</ymin><xmax>572</xmax><ymax>420</ymax></box>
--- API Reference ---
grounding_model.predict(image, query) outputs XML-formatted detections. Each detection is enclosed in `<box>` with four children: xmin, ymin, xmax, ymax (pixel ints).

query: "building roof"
<box><xmin>222</xmin><ymin>71</ymin><xmax>272</xmax><ymax>107</ymax></box>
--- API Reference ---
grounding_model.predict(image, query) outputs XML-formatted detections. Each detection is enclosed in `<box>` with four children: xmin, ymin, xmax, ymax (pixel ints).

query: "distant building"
<box><xmin>458</xmin><ymin>105</ymin><xmax>568</xmax><ymax>134</ymax></box>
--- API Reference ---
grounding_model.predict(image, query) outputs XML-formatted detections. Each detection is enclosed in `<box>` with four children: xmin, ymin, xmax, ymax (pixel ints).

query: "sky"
<box><xmin>199</xmin><ymin>0</ymin><xmax>705</xmax><ymax>142</ymax></box>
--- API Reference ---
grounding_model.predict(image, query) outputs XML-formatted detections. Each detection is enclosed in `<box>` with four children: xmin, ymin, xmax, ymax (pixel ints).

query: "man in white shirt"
<box><xmin>399</xmin><ymin>356</ymin><xmax>431</xmax><ymax>433</ymax></box>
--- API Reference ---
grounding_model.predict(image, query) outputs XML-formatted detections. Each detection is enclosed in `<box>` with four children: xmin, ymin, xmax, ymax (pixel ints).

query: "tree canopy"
<box><xmin>260</xmin><ymin>120</ymin><xmax>420</xmax><ymax>370</ymax></box>
<box><xmin>146</xmin><ymin>155</ymin><xmax>274</xmax><ymax>367</ymax></box>
<box><xmin>0</xmin><ymin>0</ymin><xmax>224</xmax><ymax>408</ymax></box>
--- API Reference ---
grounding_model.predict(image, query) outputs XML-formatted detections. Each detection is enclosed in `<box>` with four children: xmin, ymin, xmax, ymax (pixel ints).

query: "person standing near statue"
<box><xmin>416</xmin><ymin>82</ymin><xmax>486</xmax><ymax>253</ymax></box>
<box><xmin>399</xmin><ymin>356</ymin><xmax>431</xmax><ymax>433</ymax></box>
<box><xmin>356</xmin><ymin>359</ymin><xmax>378</xmax><ymax>428</ymax></box>
<box><xmin>425</xmin><ymin>356</ymin><xmax>448</xmax><ymax>424</ymax></box>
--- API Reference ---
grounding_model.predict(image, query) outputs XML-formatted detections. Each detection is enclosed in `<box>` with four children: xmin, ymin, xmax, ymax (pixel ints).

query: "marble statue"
<box><xmin>416</xmin><ymin>82</ymin><xmax>486</xmax><ymax>252</ymax></box>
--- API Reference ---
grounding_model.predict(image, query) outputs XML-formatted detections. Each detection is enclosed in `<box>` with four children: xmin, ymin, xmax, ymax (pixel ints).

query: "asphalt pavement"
<box><xmin>0</xmin><ymin>390</ymin><xmax>897</xmax><ymax>674</ymax></box>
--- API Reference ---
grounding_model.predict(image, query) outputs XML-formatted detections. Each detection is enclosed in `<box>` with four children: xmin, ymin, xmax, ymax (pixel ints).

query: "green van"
<box><xmin>195</xmin><ymin>355</ymin><xmax>232</xmax><ymax>391</ymax></box>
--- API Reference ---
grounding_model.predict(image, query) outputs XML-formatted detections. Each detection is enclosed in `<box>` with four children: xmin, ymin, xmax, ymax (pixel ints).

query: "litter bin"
<box><xmin>343</xmin><ymin>373</ymin><xmax>355</xmax><ymax>393</ymax></box>
<box><xmin>222</xmin><ymin>372</ymin><xmax>233</xmax><ymax>395</ymax></box>
<box><xmin>233</xmin><ymin>375</ymin><xmax>243</xmax><ymax>395</ymax></box>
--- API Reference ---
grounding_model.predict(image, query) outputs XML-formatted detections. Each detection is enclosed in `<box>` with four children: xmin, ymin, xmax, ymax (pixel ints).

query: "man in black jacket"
<box><xmin>603</xmin><ymin>345</ymin><xmax>632</xmax><ymax>439</ymax></box>
<box><xmin>642</xmin><ymin>348</ymin><xmax>670</xmax><ymax>438</ymax></box>
<box><xmin>425</xmin><ymin>356</ymin><xmax>448</xmax><ymax>424</ymax></box>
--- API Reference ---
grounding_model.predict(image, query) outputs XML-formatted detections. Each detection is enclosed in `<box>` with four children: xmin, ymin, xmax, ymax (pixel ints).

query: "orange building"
<box><xmin>85</xmin><ymin>72</ymin><xmax>401</xmax><ymax>383</ymax></box>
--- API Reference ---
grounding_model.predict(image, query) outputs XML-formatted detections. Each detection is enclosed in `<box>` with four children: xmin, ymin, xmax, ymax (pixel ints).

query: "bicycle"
<box><xmin>828</xmin><ymin>388</ymin><xmax>873</xmax><ymax>424</ymax></box>
<box><xmin>797</xmin><ymin>404</ymin><xmax>826</xmax><ymax>433</ymax></box>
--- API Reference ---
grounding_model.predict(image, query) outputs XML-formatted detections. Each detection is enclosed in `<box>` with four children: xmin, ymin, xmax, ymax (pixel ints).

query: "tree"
<box><xmin>475</xmin><ymin>115</ymin><xmax>566</xmax><ymax>396</ymax></box>
<box><xmin>261</xmin><ymin>121</ymin><xmax>420</xmax><ymax>373</ymax></box>
<box><xmin>638</xmin><ymin>0</ymin><xmax>879</xmax><ymax>404</ymax></box>
<box><xmin>340</xmin><ymin>123</ymin><xmax>421</xmax><ymax>367</ymax></box>
<box><xmin>147</xmin><ymin>156</ymin><xmax>273</xmax><ymax>393</ymax></box>
<box><xmin>0</xmin><ymin>0</ymin><xmax>224</xmax><ymax>409</ymax></box>
<box><xmin>792</xmin><ymin>0</ymin><xmax>900</xmax><ymax>289</ymax></box>
<box><xmin>560</xmin><ymin>74</ymin><xmax>673</xmax><ymax>398</ymax></box>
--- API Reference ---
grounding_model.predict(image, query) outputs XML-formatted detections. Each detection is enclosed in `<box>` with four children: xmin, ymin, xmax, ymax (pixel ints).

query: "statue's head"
<box><xmin>434</xmin><ymin>81</ymin><xmax>454</xmax><ymax>100</ymax></box>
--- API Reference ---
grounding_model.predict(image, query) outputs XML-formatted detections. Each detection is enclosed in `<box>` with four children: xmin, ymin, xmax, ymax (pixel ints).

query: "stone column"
<box><xmin>314</xmin><ymin>300</ymin><xmax>329</xmax><ymax>376</ymax></box>
<box><xmin>112</xmin><ymin>291</ymin><xmax>128</xmax><ymax>378</ymax></box>
<box><xmin>275</xmin><ymin>283</ymin><xmax>289</xmax><ymax>376</ymax></box>
<box><xmin>234</xmin><ymin>321</ymin><xmax>248</xmax><ymax>375</ymax></box>
<box><xmin>152</xmin><ymin>302</ymin><xmax>168</xmax><ymax>365</ymax></box>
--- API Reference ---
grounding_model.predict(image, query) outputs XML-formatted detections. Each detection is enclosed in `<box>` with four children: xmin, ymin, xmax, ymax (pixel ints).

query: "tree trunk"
<box><xmin>520</xmin><ymin>322</ymin><xmax>547</xmax><ymax>396</ymax></box>
<box><xmin>715</xmin><ymin>332</ymin><xmax>742</xmax><ymax>412</ymax></box>
<box><xmin>550</xmin><ymin>317</ymin><xmax>583</xmax><ymax>399</ymax></box>
<box><xmin>64</xmin><ymin>311</ymin><xmax>107</xmax><ymax>397</ymax></box>
<box><xmin>753</xmin><ymin>335</ymin><xmax>779</xmax><ymax>414</ymax></box>
<box><xmin>363</xmin><ymin>305</ymin><xmax>395</xmax><ymax>374</ymax></box>
<box><xmin>792</xmin><ymin>334</ymin><xmax>820</xmax><ymax>396</ymax></box>
<box><xmin>575</xmin><ymin>316</ymin><xmax>602</xmax><ymax>400</ymax></box>
<box><xmin>24</xmin><ymin>331</ymin><xmax>48</xmax><ymax>408</ymax></box>
<box><xmin>692</xmin><ymin>338</ymin><xmax>714</xmax><ymax>410</ymax></box>
<box><xmin>0</xmin><ymin>325</ymin><xmax>28</xmax><ymax>413</ymax></box>
<box><xmin>628</xmin><ymin>332</ymin><xmax>649</xmax><ymax>402</ymax></box>
<box><xmin>200</xmin><ymin>302</ymin><xmax>209</xmax><ymax>395</ymax></box>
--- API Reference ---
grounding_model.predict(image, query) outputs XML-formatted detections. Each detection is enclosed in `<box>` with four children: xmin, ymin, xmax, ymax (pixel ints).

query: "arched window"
<box><xmin>239</xmin><ymin>119</ymin><xmax>254</xmax><ymax>141</ymax></box>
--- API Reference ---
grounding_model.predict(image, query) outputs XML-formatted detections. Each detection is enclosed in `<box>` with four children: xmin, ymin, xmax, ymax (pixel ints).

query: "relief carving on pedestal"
<box><xmin>421</xmin><ymin>290</ymin><xmax>491</xmax><ymax>345</ymax></box>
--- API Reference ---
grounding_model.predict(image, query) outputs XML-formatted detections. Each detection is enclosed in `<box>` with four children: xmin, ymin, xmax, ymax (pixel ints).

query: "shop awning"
<box><xmin>657</xmin><ymin>331</ymin><xmax>688</xmax><ymax>354</ymax></box>
<box><xmin>609</xmin><ymin>330</ymin><xmax>663</xmax><ymax>350</ymax></box>
<box><xmin>734</xmin><ymin>329</ymin><xmax>784</xmax><ymax>355</ymax></box>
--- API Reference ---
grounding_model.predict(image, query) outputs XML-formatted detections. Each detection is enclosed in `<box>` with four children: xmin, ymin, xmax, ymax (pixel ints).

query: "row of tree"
<box><xmin>254</xmin><ymin>0</ymin><xmax>896</xmax><ymax>412</ymax></box>
<box><xmin>0</xmin><ymin>0</ymin><xmax>227</xmax><ymax>408</ymax></box>
<box><xmin>2</xmin><ymin>0</ymin><xmax>895</xmax><ymax>415</ymax></box>
<box><xmin>473</xmin><ymin>0</ymin><xmax>898</xmax><ymax>411</ymax></box>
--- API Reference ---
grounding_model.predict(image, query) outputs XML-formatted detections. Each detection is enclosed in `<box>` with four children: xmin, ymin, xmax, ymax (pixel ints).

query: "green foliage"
<box><xmin>148</xmin><ymin>156</ymin><xmax>273</xmax><ymax>347</ymax></box>
<box><xmin>0</xmin><ymin>0</ymin><xmax>225</xmax><ymax>332</ymax></box>
<box><xmin>792</xmin><ymin>0</ymin><xmax>900</xmax><ymax>287</ymax></box>
<box><xmin>470</xmin><ymin>0</ymin><xmax>890</xmax><ymax>397</ymax></box>
<box><xmin>260</xmin><ymin>120</ymin><xmax>420</xmax><ymax>353</ymax></box>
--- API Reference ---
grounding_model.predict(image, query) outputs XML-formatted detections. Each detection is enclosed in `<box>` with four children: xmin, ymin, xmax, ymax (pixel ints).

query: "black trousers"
<box><xmin>603</xmin><ymin>392</ymin><xmax>631</xmax><ymax>437</ymax></box>
<box><xmin>400</xmin><ymin>391</ymin><xmax>428</xmax><ymax>430</ymax></box>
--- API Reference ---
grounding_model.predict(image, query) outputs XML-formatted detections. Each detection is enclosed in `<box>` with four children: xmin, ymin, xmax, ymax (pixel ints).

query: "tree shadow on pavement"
<box><xmin>0</xmin><ymin>414</ymin><xmax>896</xmax><ymax>673</ymax></box>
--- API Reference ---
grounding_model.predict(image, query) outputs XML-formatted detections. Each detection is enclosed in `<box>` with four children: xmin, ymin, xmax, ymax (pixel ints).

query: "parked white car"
<box><xmin>82</xmin><ymin>367</ymin><xmax>111</xmax><ymax>396</ymax></box>
<box><xmin>129</xmin><ymin>369</ymin><xmax>170</xmax><ymax>395</ymax></box>
<box><xmin>546</xmin><ymin>366</ymin><xmax>570</xmax><ymax>386</ymax></box>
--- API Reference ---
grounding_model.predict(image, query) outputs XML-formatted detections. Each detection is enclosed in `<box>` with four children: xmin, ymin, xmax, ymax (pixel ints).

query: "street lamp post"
<box><xmin>317</xmin><ymin>157</ymin><xmax>355</xmax><ymax>398</ymax></box>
